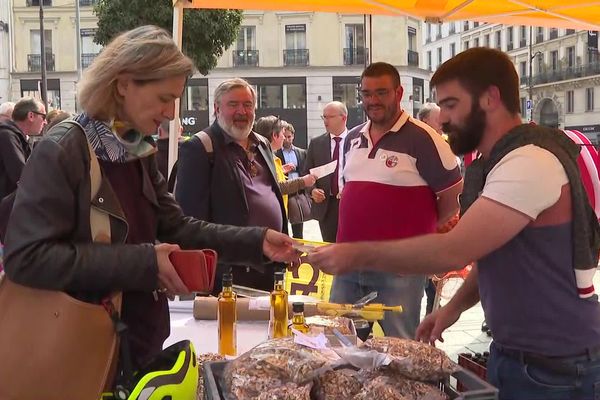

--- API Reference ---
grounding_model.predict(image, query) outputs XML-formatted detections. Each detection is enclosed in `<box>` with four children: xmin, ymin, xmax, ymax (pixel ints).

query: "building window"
<box><xmin>237</xmin><ymin>26</ymin><xmax>256</xmax><ymax>51</ymax></box>
<box><xmin>283</xmin><ymin>84</ymin><xmax>306</xmax><ymax>109</ymax></box>
<box><xmin>426</xmin><ymin>23</ymin><xmax>432</xmax><ymax>42</ymax></box>
<box><xmin>566</xmin><ymin>90</ymin><xmax>574</xmax><ymax>113</ymax></box>
<box><xmin>26</xmin><ymin>0</ymin><xmax>51</xmax><ymax>5</ymax></box>
<box><xmin>566</xmin><ymin>29</ymin><xmax>575</xmax><ymax>35</ymax></box>
<box><xmin>79</xmin><ymin>0</ymin><xmax>96</xmax><ymax>5</ymax></box>
<box><xmin>29</xmin><ymin>29</ymin><xmax>53</xmax><ymax>72</ymax></box>
<box><xmin>284</xmin><ymin>24</ymin><xmax>308</xmax><ymax>66</ymax></box>
<box><xmin>506</xmin><ymin>27</ymin><xmax>514</xmax><ymax>50</ymax></box>
<box><xmin>551</xmin><ymin>50</ymin><xmax>559</xmax><ymax>72</ymax></box>
<box><xmin>234</xmin><ymin>26</ymin><xmax>259</xmax><ymax>67</ymax></box>
<box><xmin>484</xmin><ymin>34</ymin><xmax>490</xmax><ymax>47</ymax></box>
<box><xmin>567</xmin><ymin>46</ymin><xmax>575</xmax><ymax>68</ymax></box>
<box><xmin>521</xmin><ymin>97</ymin><xmax>527</xmax><ymax>114</ymax></box>
<box><xmin>427</xmin><ymin>51</ymin><xmax>432</xmax><ymax>71</ymax></box>
<box><xmin>549</xmin><ymin>28</ymin><xmax>558</xmax><ymax>39</ymax></box>
<box><xmin>181</xmin><ymin>85</ymin><xmax>209</xmax><ymax>112</ymax></box>
<box><xmin>257</xmin><ymin>84</ymin><xmax>306</xmax><ymax>109</ymax></box>
<box><xmin>407</xmin><ymin>26</ymin><xmax>417</xmax><ymax>51</ymax></box>
<box><xmin>519</xmin><ymin>25</ymin><xmax>527</xmax><ymax>47</ymax></box>
<box><xmin>449</xmin><ymin>22</ymin><xmax>456</xmax><ymax>34</ymax></box>
<box><xmin>536</xmin><ymin>53</ymin><xmax>544</xmax><ymax>74</ymax></box>
<box><xmin>464</xmin><ymin>40</ymin><xmax>470</xmax><ymax>51</ymax></box>
<box><xmin>520</xmin><ymin>61</ymin><xmax>527</xmax><ymax>78</ymax></box>
<box><xmin>495</xmin><ymin>30</ymin><xmax>502</xmax><ymax>50</ymax></box>
<box><xmin>473</xmin><ymin>22</ymin><xmax>480</xmax><ymax>28</ymax></box>
<box><xmin>343</xmin><ymin>24</ymin><xmax>366</xmax><ymax>65</ymax></box>
<box><xmin>333</xmin><ymin>77</ymin><xmax>364</xmax><ymax>128</ymax></box>
<box><xmin>21</xmin><ymin>79</ymin><xmax>60</xmax><ymax>110</ymax></box>
<box><xmin>536</xmin><ymin>27</ymin><xmax>544</xmax><ymax>43</ymax></box>
<box><xmin>437</xmin><ymin>47</ymin><xmax>442</xmax><ymax>66</ymax></box>
<box><xmin>258</xmin><ymin>85</ymin><xmax>282</xmax><ymax>108</ymax></box>
<box><xmin>80</xmin><ymin>28</ymin><xmax>102</xmax><ymax>69</ymax></box>
<box><xmin>450</xmin><ymin>43</ymin><xmax>456</xmax><ymax>57</ymax></box>
<box><xmin>474</xmin><ymin>37</ymin><xmax>480</xmax><ymax>47</ymax></box>
<box><xmin>463</xmin><ymin>21</ymin><xmax>469</xmax><ymax>31</ymax></box>
<box><xmin>587</xmin><ymin>87</ymin><xmax>595</xmax><ymax>111</ymax></box>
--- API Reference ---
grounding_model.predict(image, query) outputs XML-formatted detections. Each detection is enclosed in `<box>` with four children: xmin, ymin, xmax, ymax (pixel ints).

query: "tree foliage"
<box><xmin>93</xmin><ymin>0</ymin><xmax>243</xmax><ymax>75</ymax></box>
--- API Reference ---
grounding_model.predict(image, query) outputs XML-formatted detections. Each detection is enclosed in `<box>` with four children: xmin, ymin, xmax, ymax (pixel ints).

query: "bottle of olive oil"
<box><xmin>288</xmin><ymin>302</ymin><xmax>310</xmax><ymax>335</ymax></box>
<box><xmin>269</xmin><ymin>271</ymin><xmax>289</xmax><ymax>338</ymax></box>
<box><xmin>218</xmin><ymin>273</ymin><xmax>237</xmax><ymax>356</ymax></box>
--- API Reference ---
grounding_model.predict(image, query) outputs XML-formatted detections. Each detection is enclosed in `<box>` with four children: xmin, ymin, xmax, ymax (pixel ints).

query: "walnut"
<box><xmin>363</xmin><ymin>337</ymin><xmax>458</xmax><ymax>381</ymax></box>
<box><xmin>196</xmin><ymin>353</ymin><xmax>226</xmax><ymax>400</ymax></box>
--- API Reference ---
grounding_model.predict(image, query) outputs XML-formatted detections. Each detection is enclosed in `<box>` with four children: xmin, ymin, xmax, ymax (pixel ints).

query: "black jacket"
<box><xmin>3</xmin><ymin>122</ymin><xmax>268</xmax><ymax>364</ymax></box>
<box><xmin>275</xmin><ymin>145</ymin><xmax>307</xmax><ymax>180</ymax></box>
<box><xmin>175</xmin><ymin>121</ymin><xmax>287</xmax><ymax>231</ymax></box>
<box><xmin>0</xmin><ymin>121</ymin><xmax>30</xmax><ymax>200</ymax></box>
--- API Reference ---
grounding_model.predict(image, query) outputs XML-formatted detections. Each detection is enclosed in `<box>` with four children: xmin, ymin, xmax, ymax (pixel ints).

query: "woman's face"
<box><xmin>116</xmin><ymin>74</ymin><xmax>187</xmax><ymax>135</ymax></box>
<box><xmin>271</xmin><ymin>128</ymin><xmax>285</xmax><ymax>151</ymax></box>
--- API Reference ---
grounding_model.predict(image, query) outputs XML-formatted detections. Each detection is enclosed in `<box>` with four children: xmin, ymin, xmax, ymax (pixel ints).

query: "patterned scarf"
<box><xmin>74</xmin><ymin>113</ymin><xmax>156</xmax><ymax>163</ymax></box>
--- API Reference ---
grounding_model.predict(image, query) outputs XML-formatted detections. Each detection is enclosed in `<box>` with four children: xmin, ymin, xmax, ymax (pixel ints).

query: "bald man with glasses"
<box><xmin>303</xmin><ymin>101</ymin><xmax>350</xmax><ymax>243</ymax></box>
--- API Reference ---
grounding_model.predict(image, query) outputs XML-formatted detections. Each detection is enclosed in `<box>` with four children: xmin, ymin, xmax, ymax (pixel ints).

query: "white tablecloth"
<box><xmin>165</xmin><ymin>301</ymin><xmax>269</xmax><ymax>355</ymax></box>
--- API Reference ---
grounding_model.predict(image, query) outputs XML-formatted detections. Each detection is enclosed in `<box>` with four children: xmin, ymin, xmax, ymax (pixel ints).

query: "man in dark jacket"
<box><xmin>276</xmin><ymin>122</ymin><xmax>308</xmax><ymax>238</ymax></box>
<box><xmin>0</xmin><ymin>97</ymin><xmax>46</xmax><ymax>200</ymax></box>
<box><xmin>175</xmin><ymin>78</ymin><xmax>287</xmax><ymax>292</ymax></box>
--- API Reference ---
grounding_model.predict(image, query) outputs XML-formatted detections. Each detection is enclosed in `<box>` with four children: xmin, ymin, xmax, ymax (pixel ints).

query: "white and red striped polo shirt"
<box><xmin>337</xmin><ymin>112</ymin><xmax>462</xmax><ymax>243</ymax></box>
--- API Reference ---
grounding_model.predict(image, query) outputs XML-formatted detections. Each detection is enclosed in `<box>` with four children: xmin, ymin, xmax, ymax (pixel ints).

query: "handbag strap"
<box><xmin>82</xmin><ymin>127</ymin><xmax>134</xmax><ymax>396</ymax></box>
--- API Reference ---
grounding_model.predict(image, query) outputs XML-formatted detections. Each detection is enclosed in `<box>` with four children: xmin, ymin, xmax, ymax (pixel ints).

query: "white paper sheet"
<box><xmin>309</xmin><ymin>160</ymin><xmax>337</xmax><ymax>179</ymax></box>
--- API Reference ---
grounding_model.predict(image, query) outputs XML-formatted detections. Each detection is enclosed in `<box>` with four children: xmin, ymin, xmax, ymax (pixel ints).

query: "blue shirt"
<box><xmin>281</xmin><ymin>147</ymin><xmax>299</xmax><ymax>179</ymax></box>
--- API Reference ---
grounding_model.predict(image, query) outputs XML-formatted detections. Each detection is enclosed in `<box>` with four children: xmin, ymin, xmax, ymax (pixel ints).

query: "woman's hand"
<box><xmin>302</xmin><ymin>174</ymin><xmax>317</xmax><ymax>187</ymax></box>
<box><xmin>262</xmin><ymin>230</ymin><xmax>300</xmax><ymax>263</ymax></box>
<box><xmin>154</xmin><ymin>243</ymin><xmax>190</xmax><ymax>295</ymax></box>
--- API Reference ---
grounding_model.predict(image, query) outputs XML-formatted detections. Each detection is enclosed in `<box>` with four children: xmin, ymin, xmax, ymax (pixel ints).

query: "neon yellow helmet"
<box><xmin>116</xmin><ymin>340</ymin><xmax>198</xmax><ymax>400</ymax></box>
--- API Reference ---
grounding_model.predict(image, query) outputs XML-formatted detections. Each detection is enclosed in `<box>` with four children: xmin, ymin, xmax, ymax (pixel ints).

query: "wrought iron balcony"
<box><xmin>27</xmin><ymin>53</ymin><xmax>55</xmax><ymax>72</ymax></box>
<box><xmin>26</xmin><ymin>0</ymin><xmax>51</xmax><ymax>6</ymax></box>
<box><xmin>519</xmin><ymin>39</ymin><xmax>527</xmax><ymax>48</ymax></box>
<box><xmin>81</xmin><ymin>53</ymin><xmax>98</xmax><ymax>69</ymax></box>
<box><xmin>283</xmin><ymin>49</ymin><xmax>309</xmax><ymax>66</ymax></box>
<box><xmin>232</xmin><ymin>50</ymin><xmax>259</xmax><ymax>67</ymax></box>
<box><xmin>343</xmin><ymin>47</ymin><xmax>368</xmax><ymax>66</ymax></box>
<box><xmin>79</xmin><ymin>0</ymin><xmax>97</xmax><ymax>6</ymax></box>
<box><xmin>523</xmin><ymin>62</ymin><xmax>600</xmax><ymax>86</ymax></box>
<box><xmin>407</xmin><ymin>50</ymin><xmax>419</xmax><ymax>67</ymax></box>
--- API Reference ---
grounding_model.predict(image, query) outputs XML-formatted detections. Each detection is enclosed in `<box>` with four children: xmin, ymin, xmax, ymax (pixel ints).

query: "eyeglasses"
<box><xmin>32</xmin><ymin>111</ymin><xmax>47</xmax><ymax>119</ymax></box>
<box><xmin>358</xmin><ymin>88</ymin><xmax>392</xmax><ymax>101</ymax></box>
<box><xmin>320</xmin><ymin>114</ymin><xmax>341</xmax><ymax>120</ymax></box>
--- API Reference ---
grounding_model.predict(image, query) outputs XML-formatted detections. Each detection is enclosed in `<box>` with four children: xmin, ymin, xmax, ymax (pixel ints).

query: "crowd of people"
<box><xmin>1</xmin><ymin>24</ymin><xmax>600</xmax><ymax>400</ymax></box>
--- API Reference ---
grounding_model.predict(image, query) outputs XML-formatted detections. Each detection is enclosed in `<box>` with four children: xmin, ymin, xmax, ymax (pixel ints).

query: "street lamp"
<box><xmin>528</xmin><ymin>26</ymin><xmax>543</xmax><ymax>121</ymax></box>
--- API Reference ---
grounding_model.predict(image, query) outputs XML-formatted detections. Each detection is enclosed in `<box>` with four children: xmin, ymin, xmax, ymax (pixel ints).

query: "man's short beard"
<box><xmin>443</xmin><ymin>102</ymin><xmax>486</xmax><ymax>156</ymax></box>
<box><xmin>217</xmin><ymin>114</ymin><xmax>254</xmax><ymax>142</ymax></box>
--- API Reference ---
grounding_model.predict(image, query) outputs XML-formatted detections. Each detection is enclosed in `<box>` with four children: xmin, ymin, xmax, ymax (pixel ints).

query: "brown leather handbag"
<box><xmin>0</xmin><ymin>122</ymin><xmax>121</xmax><ymax>400</ymax></box>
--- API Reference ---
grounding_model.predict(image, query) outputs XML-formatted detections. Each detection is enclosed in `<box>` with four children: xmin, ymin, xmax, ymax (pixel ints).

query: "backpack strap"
<box><xmin>167</xmin><ymin>129</ymin><xmax>215</xmax><ymax>193</ymax></box>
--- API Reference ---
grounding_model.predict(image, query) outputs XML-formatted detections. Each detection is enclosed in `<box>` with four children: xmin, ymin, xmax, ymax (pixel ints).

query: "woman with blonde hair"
<box><xmin>2</xmin><ymin>25</ymin><xmax>296</xmax><ymax>394</ymax></box>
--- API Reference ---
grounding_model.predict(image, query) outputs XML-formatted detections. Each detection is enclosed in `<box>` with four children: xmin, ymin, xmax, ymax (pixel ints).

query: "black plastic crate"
<box><xmin>203</xmin><ymin>360</ymin><xmax>498</xmax><ymax>400</ymax></box>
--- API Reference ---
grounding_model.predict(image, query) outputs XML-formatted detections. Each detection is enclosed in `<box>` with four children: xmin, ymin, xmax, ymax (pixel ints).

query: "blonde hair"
<box><xmin>77</xmin><ymin>25</ymin><xmax>195</xmax><ymax>121</ymax></box>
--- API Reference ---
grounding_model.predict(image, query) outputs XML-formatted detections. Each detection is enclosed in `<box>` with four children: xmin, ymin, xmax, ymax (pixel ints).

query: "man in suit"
<box><xmin>276</xmin><ymin>122</ymin><xmax>307</xmax><ymax>238</ymax></box>
<box><xmin>303</xmin><ymin>101</ymin><xmax>350</xmax><ymax>243</ymax></box>
<box><xmin>175</xmin><ymin>78</ymin><xmax>287</xmax><ymax>292</ymax></box>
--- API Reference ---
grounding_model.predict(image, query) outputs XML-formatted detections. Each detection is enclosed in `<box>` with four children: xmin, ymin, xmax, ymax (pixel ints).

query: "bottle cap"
<box><xmin>292</xmin><ymin>302</ymin><xmax>304</xmax><ymax>313</ymax></box>
<box><xmin>274</xmin><ymin>271</ymin><xmax>284</xmax><ymax>280</ymax></box>
<box><xmin>222</xmin><ymin>273</ymin><xmax>233</xmax><ymax>284</ymax></box>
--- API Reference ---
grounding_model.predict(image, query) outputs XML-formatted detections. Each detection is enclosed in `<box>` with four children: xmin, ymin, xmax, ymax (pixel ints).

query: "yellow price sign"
<box><xmin>285</xmin><ymin>239</ymin><xmax>333</xmax><ymax>302</ymax></box>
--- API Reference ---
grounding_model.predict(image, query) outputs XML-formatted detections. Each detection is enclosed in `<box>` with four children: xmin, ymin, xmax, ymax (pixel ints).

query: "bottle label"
<box><xmin>291</xmin><ymin>329</ymin><xmax>329</xmax><ymax>350</ymax></box>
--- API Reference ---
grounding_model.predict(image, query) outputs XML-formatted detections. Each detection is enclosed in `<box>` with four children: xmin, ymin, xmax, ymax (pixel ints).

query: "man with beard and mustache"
<box><xmin>176</xmin><ymin>78</ymin><xmax>287</xmax><ymax>292</ymax></box>
<box><xmin>306</xmin><ymin>48</ymin><xmax>600</xmax><ymax>400</ymax></box>
<box><xmin>325</xmin><ymin>62</ymin><xmax>463</xmax><ymax>339</ymax></box>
